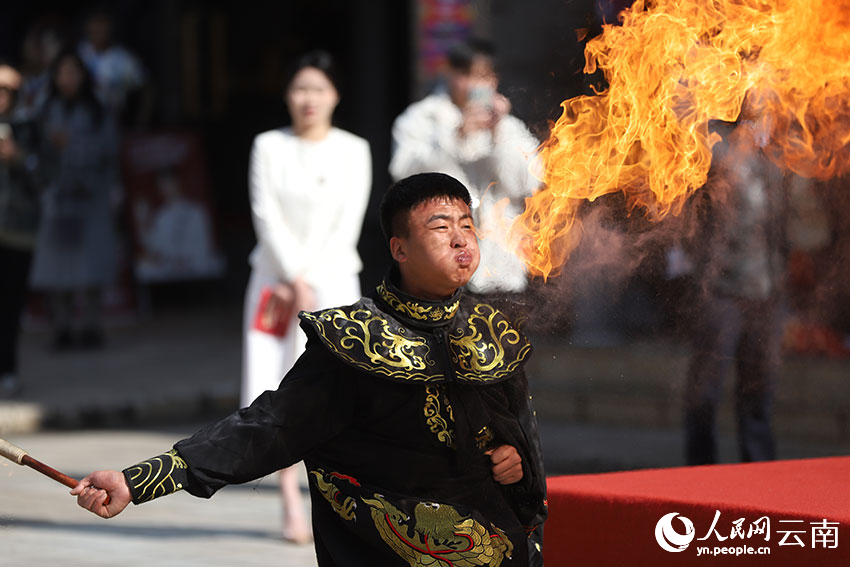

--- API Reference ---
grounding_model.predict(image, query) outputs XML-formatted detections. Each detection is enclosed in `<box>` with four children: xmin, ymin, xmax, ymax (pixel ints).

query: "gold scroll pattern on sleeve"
<box><xmin>125</xmin><ymin>449</ymin><xmax>187</xmax><ymax>503</ymax></box>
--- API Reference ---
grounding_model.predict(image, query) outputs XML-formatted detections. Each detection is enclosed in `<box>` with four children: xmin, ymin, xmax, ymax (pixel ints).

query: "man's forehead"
<box><xmin>411</xmin><ymin>196</ymin><xmax>471</xmax><ymax>215</ymax></box>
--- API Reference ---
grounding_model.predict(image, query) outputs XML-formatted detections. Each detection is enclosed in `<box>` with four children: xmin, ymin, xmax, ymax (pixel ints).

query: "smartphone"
<box><xmin>0</xmin><ymin>123</ymin><xmax>11</xmax><ymax>141</ymax></box>
<box><xmin>468</xmin><ymin>85</ymin><xmax>494</xmax><ymax>109</ymax></box>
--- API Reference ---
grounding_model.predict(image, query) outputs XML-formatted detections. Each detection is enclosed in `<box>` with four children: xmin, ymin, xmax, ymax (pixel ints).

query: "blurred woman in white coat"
<box><xmin>242</xmin><ymin>50</ymin><xmax>371</xmax><ymax>544</ymax></box>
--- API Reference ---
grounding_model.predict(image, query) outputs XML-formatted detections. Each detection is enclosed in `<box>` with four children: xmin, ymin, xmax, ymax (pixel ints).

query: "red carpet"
<box><xmin>545</xmin><ymin>457</ymin><xmax>850</xmax><ymax>566</ymax></box>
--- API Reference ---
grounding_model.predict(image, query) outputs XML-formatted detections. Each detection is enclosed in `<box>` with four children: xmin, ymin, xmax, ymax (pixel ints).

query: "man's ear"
<box><xmin>389</xmin><ymin>236</ymin><xmax>407</xmax><ymax>263</ymax></box>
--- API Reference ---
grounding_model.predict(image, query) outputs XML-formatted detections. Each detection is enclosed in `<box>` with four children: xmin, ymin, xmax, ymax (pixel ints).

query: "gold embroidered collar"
<box><xmin>376</xmin><ymin>281</ymin><xmax>460</xmax><ymax>326</ymax></box>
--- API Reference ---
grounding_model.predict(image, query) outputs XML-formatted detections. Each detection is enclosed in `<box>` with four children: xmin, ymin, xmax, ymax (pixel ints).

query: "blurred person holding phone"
<box><xmin>0</xmin><ymin>61</ymin><xmax>40</xmax><ymax>397</ymax></box>
<box><xmin>241</xmin><ymin>50</ymin><xmax>372</xmax><ymax>544</ymax></box>
<box><xmin>390</xmin><ymin>38</ymin><xmax>540</xmax><ymax>296</ymax></box>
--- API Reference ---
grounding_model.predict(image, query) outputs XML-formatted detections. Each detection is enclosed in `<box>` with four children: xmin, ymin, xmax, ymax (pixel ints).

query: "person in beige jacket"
<box><xmin>390</xmin><ymin>38</ymin><xmax>540</xmax><ymax>294</ymax></box>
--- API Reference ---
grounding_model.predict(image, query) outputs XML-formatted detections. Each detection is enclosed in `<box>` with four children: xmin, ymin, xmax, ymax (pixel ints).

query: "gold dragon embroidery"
<box><xmin>302</xmin><ymin>302</ymin><xmax>529</xmax><ymax>383</ymax></box>
<box><xmin>449</xmin><ymin>304</ymin><xmax>531</xmax><ymax>382</ymax></box>
<box><xmin>303</xmin><ymin>309</ymin><xmax>442</xmax><ymax>381</ymax></box>
<box><xmin>310</xmin><ymin>469</ymin><xmax>358</xmax><ymax>521</ymax></box>
<box><xmin>362</xmin><ymin>495</ymin><xmax>513</xmax><ymax>566</ymax></box>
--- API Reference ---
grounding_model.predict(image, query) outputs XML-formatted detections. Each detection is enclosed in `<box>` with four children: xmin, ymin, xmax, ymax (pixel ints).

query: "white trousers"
<box><xmin>241</xmin><ymin>269</ymin><xmax>361</xmax><ymax>407</ymax></box>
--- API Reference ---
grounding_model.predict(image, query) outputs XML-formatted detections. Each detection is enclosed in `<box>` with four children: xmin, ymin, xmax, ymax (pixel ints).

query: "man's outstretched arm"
<box><xmin>71</xmin><ymin>340</ymin><xmax>358</xmax><ymax>518</ymax></box>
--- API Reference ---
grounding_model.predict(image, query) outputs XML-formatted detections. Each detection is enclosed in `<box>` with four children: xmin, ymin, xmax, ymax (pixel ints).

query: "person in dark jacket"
<box><xmin>684</xmin><ymin>114</ymin><xmax>789</xmax><ymax>465</ymax></box>
<box><xmin>0</xmin><ymin>61</ymin><xmax>40</xmax><ymax>398</ymax></box>
<box><xmin>73</xmin><ymin>172</ymin><xmax>548</xmax><ymax>567</ymax></box>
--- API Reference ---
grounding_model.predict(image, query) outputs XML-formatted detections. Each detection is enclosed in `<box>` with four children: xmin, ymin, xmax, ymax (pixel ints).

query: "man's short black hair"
<box><xmin>447</xmin><ymin>37</ymin><xmax>495</xmax><ymax>72</ymax></box>
<box><xmin>379</xmin><ymin>172</ymin><xmax>472</xmax><ymax>243</ymax></box>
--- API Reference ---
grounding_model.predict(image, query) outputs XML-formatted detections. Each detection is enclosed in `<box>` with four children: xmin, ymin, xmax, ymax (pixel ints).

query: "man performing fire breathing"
<box><xmin>72</xmin><ymin>172</ymin><xmax>548</xmax><ymax>567</ymax></box>
<box><xmin>390</xmin><ymin>38</ymin><xmax>540</xmax><ymax>295</ymax></box>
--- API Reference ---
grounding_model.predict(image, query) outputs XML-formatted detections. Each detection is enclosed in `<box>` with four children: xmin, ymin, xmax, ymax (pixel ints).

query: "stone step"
<box><xmin>527</xmin><ymin>335</ymin><xmax>850</xmax><ymax>443</ymax></box>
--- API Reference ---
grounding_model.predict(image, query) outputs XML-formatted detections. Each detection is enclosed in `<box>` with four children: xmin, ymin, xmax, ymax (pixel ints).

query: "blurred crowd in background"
<box><xmin>1</xmin><ymin>1</ymin><xmax>849</xmax><ymax>453</ymax></box>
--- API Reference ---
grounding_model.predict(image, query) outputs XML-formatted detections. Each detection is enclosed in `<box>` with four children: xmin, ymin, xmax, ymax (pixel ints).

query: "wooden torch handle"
<box><xmin>21</xmin><ymin>454</ymin><xmax>79</xmax><ymax>489</ymax></box>
<box><xmin>1</xmin><ymin>437</ymin><xmax>109</xmax><ymax>504</ymax></box>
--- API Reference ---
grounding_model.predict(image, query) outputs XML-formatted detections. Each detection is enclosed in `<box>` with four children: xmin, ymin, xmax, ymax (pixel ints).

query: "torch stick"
<box><xmin>0</xmin><ymin>437</ymin><xmax>79</xmax><ymax>490</ymax></box>
<box><xmin>0</xmin><ymin>437</ymin><xmax>111</xmax><ymax>505</ymax></box>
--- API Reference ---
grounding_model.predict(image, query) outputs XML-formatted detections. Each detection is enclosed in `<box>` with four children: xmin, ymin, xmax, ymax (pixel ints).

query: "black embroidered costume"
<box><xmin>123</xmin><ymin>272</ymin><xmax>548</xmax><ymax>566</ymax></box>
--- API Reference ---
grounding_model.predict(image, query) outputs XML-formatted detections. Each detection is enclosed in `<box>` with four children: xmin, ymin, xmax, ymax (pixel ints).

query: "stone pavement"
<box><xmin>2</xmin><ymin>302</ymin><xmax>849</xmax><ymax>566</ymax></box>
<box><xmin>0</xmin><ymin>429</ymin><xmax>318</xmax><ymax>567</ymax></box>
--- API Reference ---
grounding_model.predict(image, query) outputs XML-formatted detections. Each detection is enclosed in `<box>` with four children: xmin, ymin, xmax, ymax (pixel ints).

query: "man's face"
<box><xmin>391</xmin><ymin>197</ymin><xmax>480</xmax><ymax>300</ymax></box>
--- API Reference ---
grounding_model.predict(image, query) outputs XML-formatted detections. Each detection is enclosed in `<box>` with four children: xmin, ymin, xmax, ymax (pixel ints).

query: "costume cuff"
<box><xmin>123</xmin><ymin>449</ymin><xmax>189</xmax><ymax>504</ymax></box>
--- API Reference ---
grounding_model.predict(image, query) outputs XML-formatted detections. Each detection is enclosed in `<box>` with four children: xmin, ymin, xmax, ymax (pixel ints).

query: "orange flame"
<box><xmin>514</xmin><ymin>0</ymin><xmax>850</xmax><ymax>279</ymax></box>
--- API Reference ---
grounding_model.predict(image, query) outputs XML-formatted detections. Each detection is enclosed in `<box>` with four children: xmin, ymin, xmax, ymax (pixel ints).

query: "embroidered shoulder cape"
<box><xmin>300</xmin><ymin>279</ymin><xmax>532</xmax><ymax>384</ymax></box>
<box><xmin>121</xmin><ymin>274</ymin><xmax>548</xmax><ymax>566</ymax></box>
